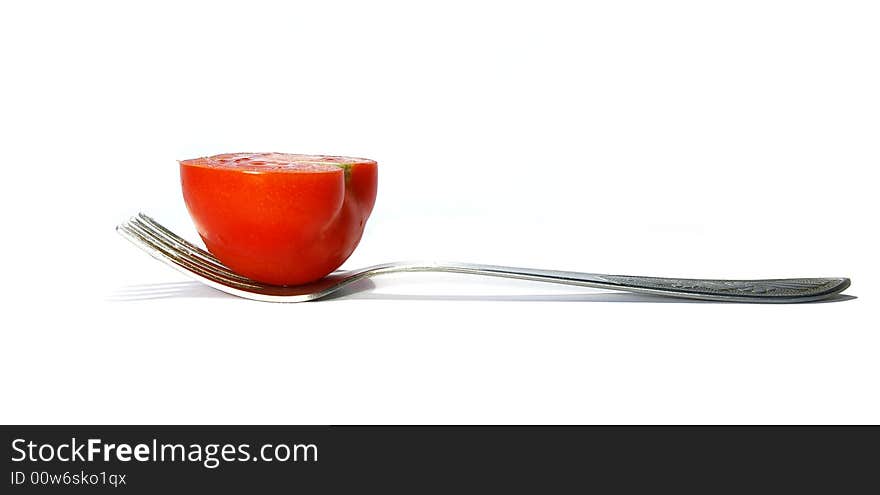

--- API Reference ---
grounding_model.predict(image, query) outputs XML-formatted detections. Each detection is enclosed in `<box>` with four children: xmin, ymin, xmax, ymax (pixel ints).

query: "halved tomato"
<box><xmin>180</xmin><ymin>153</ymin><xmax>378</xmax><ymax>285</ymax></box>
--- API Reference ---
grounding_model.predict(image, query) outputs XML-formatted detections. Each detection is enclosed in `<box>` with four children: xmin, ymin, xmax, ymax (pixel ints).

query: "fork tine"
<box><xmin>134</xmin><ymin>213</ymin><xmax>238</xmax><ymax>271</ymax></box>
<box><xmin>120</xmin><ymin>219</ymin><xmax>263</xmax><ymax>289</ymax></box>
<box><xmin>131</xmin><ymin>213</ymin><xmax>253</xmax><ymax>283</ymax></box>
<box><xmin>123</xmin><ymin>218</ymin><xmax>261</xmax><ymax>288</ymax></box>
<box><xmin>129</xmin><ymin>215</ymin><xmax>254</xmax><ymax>283</ymax></box>
<box><xmin>117</xmin><ymin>221</ymin><xmax>225</xmax><ymax>283</ymax></box>
<box><xmin>137</xmin><ymin>213</ymin><xmax>221</xmax><ymax>263</ymax></box>
<box><xmin>119</xmin><ymin>221</ymin><xmax>262</xmax><ymax>291</ymax></box>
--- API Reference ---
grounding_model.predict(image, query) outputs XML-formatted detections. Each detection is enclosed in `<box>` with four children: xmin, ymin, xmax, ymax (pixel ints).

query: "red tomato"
<box><xmin>179</xmin><ymin>153</ymin><xmax>378</xmax><ymax>285</ymax></box>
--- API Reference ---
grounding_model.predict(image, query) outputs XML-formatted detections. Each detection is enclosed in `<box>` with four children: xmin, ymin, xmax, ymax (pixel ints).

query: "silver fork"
<box><xmin>116</xmin><ymin>213</ymin><xmax>850</xmax><ymax>303</ymax></box>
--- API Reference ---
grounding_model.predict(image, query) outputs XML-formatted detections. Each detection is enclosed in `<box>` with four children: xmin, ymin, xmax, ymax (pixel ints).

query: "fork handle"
<box><xmin>382</xmin><ymin>262</ymin><xmax>850</xmax><ymax>303</ymax></box>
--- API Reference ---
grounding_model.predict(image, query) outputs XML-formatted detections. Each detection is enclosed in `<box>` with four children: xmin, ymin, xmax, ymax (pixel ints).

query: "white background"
<box><xmin>1</xmin><ymin>1</ymin><xmax>877</xmax><ymax>424</ymax></box>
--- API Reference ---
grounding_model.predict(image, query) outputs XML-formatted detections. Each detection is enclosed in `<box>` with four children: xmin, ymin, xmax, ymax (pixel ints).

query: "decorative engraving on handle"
<box><xmin>596</xmin><ymin>276</ymin><xmax>839</xmax><ymax>298</ymax></box>
<box><xmin>663</xmin><ymin>279</ymin><xmax>833</xmax><ymax>295</ymax></box>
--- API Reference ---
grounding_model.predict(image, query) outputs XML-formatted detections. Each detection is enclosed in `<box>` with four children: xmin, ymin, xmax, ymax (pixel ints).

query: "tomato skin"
<box><xmin>180</xmin><ymin>154</ymin><xmax>377</xmax><ymax>285</ymax></box>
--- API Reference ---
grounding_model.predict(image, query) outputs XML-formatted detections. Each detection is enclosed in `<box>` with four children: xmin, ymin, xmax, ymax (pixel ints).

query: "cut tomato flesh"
<box><xmin>180</xmin><ymin>152</ymin><xmax>375</xmax><ymax>173</ymax></box>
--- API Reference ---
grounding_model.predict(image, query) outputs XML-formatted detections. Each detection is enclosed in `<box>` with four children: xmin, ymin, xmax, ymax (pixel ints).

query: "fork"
<box><xmin>116</xmin><ymin>213</ymin><xmax>850</xmax><ymax>303</ymax></box>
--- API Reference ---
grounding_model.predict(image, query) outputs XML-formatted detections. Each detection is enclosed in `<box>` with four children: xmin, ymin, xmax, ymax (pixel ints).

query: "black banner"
<box><xmin>3</xmin><ymin>426</ymin><xmax>878</xmax><ymax>492</ymax></box>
